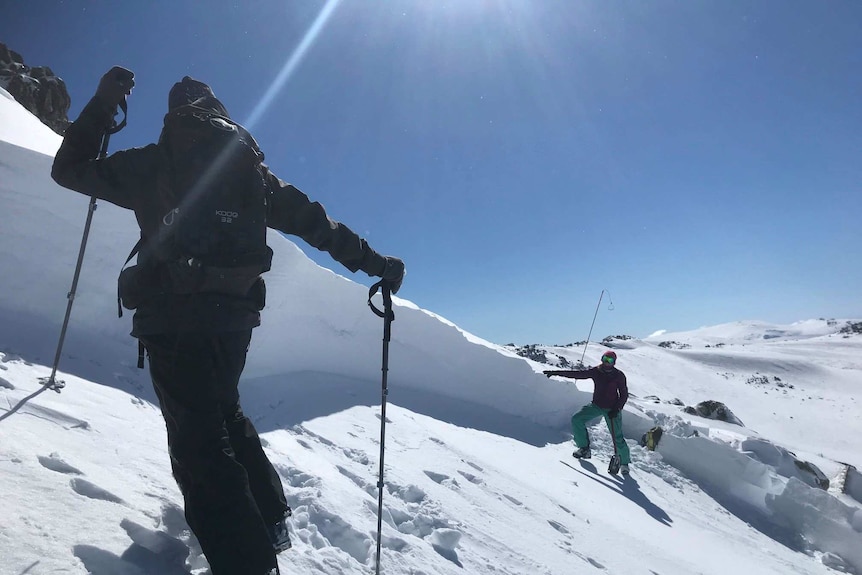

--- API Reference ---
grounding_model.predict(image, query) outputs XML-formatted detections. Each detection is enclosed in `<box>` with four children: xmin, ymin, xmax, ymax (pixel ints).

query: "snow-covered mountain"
<box><xmin>1</xmin><ymin>87</ymin><xmax>861</xmax><ymax>575</ymax></box>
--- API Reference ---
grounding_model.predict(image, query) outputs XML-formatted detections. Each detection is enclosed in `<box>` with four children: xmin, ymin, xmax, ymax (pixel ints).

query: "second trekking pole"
<box><xmin>608</xmin><ymin>416</ymin><xmax>622</xmax><ymax>475</ymax></box>
<box><xmin>368</xmin><ymin>279</ymin><xmax>395</xmax><ymax>575</ymax></box>
<box><xmin>579</xmin><ymin>289</ymin><xmax>614</xmax><ymax>368</ymax></box>
<box><xmin>42</xmin><ymin>97</ymin><xmax>128</xmax><ymax>392</ymax></box>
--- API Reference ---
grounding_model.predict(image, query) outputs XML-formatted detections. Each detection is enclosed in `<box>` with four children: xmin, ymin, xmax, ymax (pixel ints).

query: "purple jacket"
<box><xmin>553</xmin><ymin>366</ymin><xmax>628</xmax><ymax>411</ymax></box>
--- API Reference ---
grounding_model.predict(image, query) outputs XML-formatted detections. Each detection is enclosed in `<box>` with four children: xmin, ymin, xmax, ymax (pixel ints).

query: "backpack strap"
<box><xmin>116</xmin><ymin>237</ymin><xmax>148</xmax><ymax>370</ymax></box>
<box><xmin>117</xmin><ymin>237</ymin><xmax>143</xmax><ymax>319</ymax></box>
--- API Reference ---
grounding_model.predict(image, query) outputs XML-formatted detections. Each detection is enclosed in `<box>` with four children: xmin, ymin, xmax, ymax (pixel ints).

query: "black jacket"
<box><xmin>52</xmin><ymin>96</ymin><xmax>388</xmax><ymax>336</ymax></box>
<box><xmin>548</xmin><ymin>366</ymin><xmax>628</xmax><ymax>411</ymax></box>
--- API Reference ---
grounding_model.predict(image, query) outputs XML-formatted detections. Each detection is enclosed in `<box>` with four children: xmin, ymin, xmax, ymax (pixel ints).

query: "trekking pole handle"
<box><xmin>106</xmin><ymin>98</ymin><xmax>128</xmax><ymax>135</ymax></box>
<box><xmin>367</xmin><ymin>280</ymin><xmax>395</xmax><ymax>322</ymax></box>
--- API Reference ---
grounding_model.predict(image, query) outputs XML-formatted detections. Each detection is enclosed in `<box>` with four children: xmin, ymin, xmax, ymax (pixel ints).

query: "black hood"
<box><xmin>168</xmin><ymin>76</ymin><xmax>229</xmax><ymax>117</ymax></box>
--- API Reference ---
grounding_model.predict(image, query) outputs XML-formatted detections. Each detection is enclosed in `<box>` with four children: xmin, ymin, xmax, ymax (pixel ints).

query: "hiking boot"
<box><xmin>267</xmin><ymin>509</ymin><xmax>292</xmax><ymax>554</ymax></box>
<box><xmin>620</xmin><ymin>464</ymin><xmax>630</xmax><ymax>476</ymax></box>
<box><xmin>572</xmin><ymin>447</ymin><xmax>591</xmax><ymax>459</ymax></box>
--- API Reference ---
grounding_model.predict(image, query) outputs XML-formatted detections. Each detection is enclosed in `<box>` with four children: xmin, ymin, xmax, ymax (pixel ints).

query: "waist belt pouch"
<box><xmin>167</xmin><ymin>248</ymin><xmax>272</xmax><ymax>296</ymax></box>
<box><xmin>118</xmin><ymin>265</ymin><xmax>150</xmax><ymax>310</ymax></box>
<box><xmin>165</xmin><ymin>259</ymin><xmax>205</xmax><ymax>295</ymax></box>
<box><xmin>198</xmin><ymin>264</ymin><xmax>264</xmax><ymax>297</ymax></box>
<box><xmin>166</xmin><ymin>260</ymin><xmax>263</xmax><ymax>298</ymax></box>
<box><xmin>249</xmin><ymin>277</ymin><xmax>266</xmax><ymax>311</ymax></box>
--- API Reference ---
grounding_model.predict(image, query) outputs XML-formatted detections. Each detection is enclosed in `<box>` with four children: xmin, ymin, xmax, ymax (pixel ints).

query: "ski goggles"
<box><xmin>601</xmin><ymin>355</ymin><xmax>616</xmax><ymax>365</ymax></box>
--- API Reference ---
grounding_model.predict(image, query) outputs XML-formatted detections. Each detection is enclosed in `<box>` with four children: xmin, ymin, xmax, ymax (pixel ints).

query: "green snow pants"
<box><xmin>571</xmin><ymin>403</ymin><xmax>631</xmax><ymax>465</ymax></box>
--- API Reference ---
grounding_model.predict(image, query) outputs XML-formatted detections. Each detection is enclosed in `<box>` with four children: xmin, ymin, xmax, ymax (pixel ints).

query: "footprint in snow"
<box><xmin>70</xmin><ymin>478</ymin><xmax>125</xmax><ymax>504</ymax></box>
<box><xmin>74</xmin><ymin>514</ymin><xmax>195</xmax><ymax>575</ymax></box>
<box><xmin>274</xmin><ymin>462</ymin><xmax>321</xmax><ymax>489</ymax></box>
<box><xmin>120</xmin><ymin>518</ymin><xmax>190</xmax><ymax>570</ymax></box>
<box><xmin>300</xmin><ymin>503</ymin><xmax>369</xmax><ymax>564</ymax></box>
<box><xmin>503</xmin><ymin>494</ymin><xmax>523</xmax><ymax>506</ymax></box>
<box><xmin>38</xmin><ymin>453</ymin><xmax>83</xmax><ymax>475</ymax></box>
<box><xmin>341</xmin><ymin>446</ymin><xmax>370</xmax><ymax>465</ymax></box>
<box><xmin>425</xmin><ymin>471</ymin><xmax>461</xmax><ymax>489</ymax></box>
<box><xmin>429</xmin><ymin>528</ymin><xmax>463</xmax><ymax>568</ymax></box>
<box><xmin>337</xmin><ymin>465</ymin><xmax>376</xmax><ymax>497</ymax></box>
<box><xmin>457</xmin><ymin>470</ymin><xmax>484</xmax><ymax>485</ymax></box>
<box><xmin>547</xmin><ymin>519</ymin><xmax>569</xmax><ymax>534</ymax></box>
<box><xmin>296</xmin><ymin>438</ymin><xmax>312</xmax><ymax>450</ymax></box>
<box><xmin>574</xmin><ymin>550</ymin><xmax>606</xmax><ymax>570</ymax></box>
<box><xmin>388</xmin><ymin>481</ymin><xmax>427</xmax><ymax>504</ymax></box>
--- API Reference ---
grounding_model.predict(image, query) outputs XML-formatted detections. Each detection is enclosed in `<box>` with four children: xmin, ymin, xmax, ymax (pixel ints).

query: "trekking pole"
<box><xmin>367</xmin><ymin>279</ymin><xmax>395</xmax><ymax>575</ymax></box>
<box><xmin>42</xmin><ymin>101</ymin><xmax>128</xmax><ymax>392</ymax></box>
<box><xmin>579</xmin><ymin>289</ymin><xmax>614</xmax><ymax>367</ymax></box>
<box><xmin>608</xmin><ymin>415</ymin><xmax>621</xmax><ymax>475</ymax></box>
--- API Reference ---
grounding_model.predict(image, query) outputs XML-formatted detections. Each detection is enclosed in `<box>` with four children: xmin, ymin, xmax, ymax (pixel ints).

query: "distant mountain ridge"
<box><xmin>507</xmin><ymin>319</ymin><xmax>860</xmax><ymax>367</ymax></box>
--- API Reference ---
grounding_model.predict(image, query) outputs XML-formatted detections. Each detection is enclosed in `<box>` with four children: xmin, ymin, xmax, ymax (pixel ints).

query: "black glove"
<box><xmin>607</xmin><ymin>409</ymin><xmax>620</xmax><ymax>419</ymax></box>
<box><xmin>96</xmin><ymin>66</ymin><xmax>135</xmax><ymax>111</ymax></box>
<box><xmin>380</xmin><ymin>256</ymin><xmax>405</xmax><ymax>295</ymax></box>
<box><xmin>543</xmin><ymin>371</ymin><xmax>558</xmax><ymax>378</ymax></box>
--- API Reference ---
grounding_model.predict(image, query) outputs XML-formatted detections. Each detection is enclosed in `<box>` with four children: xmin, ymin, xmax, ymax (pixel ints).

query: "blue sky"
<box><xmin>3</xmin><ymin>0</ymin><xmax>860</xmax><ymax>344</ymax></box>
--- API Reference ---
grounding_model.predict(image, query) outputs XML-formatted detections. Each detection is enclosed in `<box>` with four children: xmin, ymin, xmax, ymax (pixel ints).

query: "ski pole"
<box><xmin>368</xmin><ymin>279</ymin><xmax>395</xmax><ymax>575</ymax></box>
<box><xmin>42</xmin><ymin>101</ymin><xmax>128</xmax><ymax>392</ymax></box>
<box><xmin>608</xmin><ymin>414</ymin><xmax>621</xmax><ymax>474</ymax></box>
<box><xmin>579</xmin><ymin>289</ymin><xmax>614</xmax><ymax>367</ymax></box>
<box><xmin>609</xmin><ymin>416</ymin><xmax>620</xmax><ymax>457</ymax></box>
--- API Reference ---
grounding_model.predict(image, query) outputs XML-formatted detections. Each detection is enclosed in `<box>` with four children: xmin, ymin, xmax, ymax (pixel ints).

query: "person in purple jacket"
<box><xmin>544</xmin><ymin>350</ymin><xmax>631</xmax><ymax>474</ymax></box>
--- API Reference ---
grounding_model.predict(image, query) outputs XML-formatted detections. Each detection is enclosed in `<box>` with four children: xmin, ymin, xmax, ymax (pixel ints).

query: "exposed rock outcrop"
<box><xmin>0</xmin><ymin>43</ymin><xmax>71</xmax><ymax>135</ymax></box>
<box><xmin>683</xmin><ymin>400</ymin><xmax>745</xmax><ymax>426</ymax></box>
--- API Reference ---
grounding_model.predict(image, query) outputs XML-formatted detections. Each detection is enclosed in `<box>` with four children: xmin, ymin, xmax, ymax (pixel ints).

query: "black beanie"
<box><xmin>167</xmin><ymin>76</ymin><xmax>230</xmax><ymax>117</ymax></box>
<box><xmin>168</xmin><ymin>76</ymin><xmax>217</xmax><ymax>110</ymax></box>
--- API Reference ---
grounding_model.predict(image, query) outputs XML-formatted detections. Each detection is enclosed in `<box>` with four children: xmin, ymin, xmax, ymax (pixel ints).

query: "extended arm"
<box><xmin>264</xmin><ymin>169</ymin><xmax>403</xmax><ymax>291</ymax></box>
<box><xmin>543</xmin><ymin>368</ymin><xmax>597</xmax><ymax>380</ymax></box>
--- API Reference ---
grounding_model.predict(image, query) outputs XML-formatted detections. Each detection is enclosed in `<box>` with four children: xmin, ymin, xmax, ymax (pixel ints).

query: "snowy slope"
<box><xmin>2</xmin><ymin>86</ymin><xmax>861</xmax><ymax>575</ymax></box>
<box><xmin>0</xmin><ymin>86</ymin><xmax>62</xmax><ymax>156</ymax></box>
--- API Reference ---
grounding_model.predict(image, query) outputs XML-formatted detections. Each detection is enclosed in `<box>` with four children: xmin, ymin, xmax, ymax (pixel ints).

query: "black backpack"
<box><xmin>118</xmin><ymin>105</ymin><xmax>272</xmax><ymax>313</ymax></box>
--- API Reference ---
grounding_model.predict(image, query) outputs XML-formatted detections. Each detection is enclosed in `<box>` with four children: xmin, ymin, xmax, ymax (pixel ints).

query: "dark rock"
<box><xmin>689</xmin><ymin>400</ymin><xmax>745</xmax><ymax>426</ymax></box>
<box><xmin>0</xmin><ymin>42</ymin><xmax>71</xmax><ymax>134</ymax></box>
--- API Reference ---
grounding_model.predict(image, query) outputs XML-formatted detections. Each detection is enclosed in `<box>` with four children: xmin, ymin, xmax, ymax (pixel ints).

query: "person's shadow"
<box><xmin>73</xmin><ymin>517</ymin><xmax>204</xmax><ymax>575</ymax></box>
<box><xmin>560</xmin><ymin>459</ymin><xmax>672</xmax><ymax>526</ymax></box>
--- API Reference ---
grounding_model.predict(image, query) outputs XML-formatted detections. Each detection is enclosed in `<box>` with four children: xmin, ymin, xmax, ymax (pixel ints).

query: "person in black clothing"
<box><xmin>544</xmin><ymin>350</ymin><xmax>631</xmax><ymax>474</ymax></box>
<box><xmin>52</xmin><ymin>68</ymin><xmax>405</xmax><ymax>575</ymax></box>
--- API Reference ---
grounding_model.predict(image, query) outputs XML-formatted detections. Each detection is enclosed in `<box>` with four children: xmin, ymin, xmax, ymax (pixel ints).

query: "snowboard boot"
<box><xmin>572</xmin><ymin>446</ymin><xmax>592</xmax><ymax>459</ymax></box>
<box><xmin>267</xmin><ymin>508</ymin><xmax>292</xmax><ymax>553</ymax></box>
<box><xmin>620</xmin><ymin>464</ymin><xmax>630</xmax><ymax>476</ymax></box>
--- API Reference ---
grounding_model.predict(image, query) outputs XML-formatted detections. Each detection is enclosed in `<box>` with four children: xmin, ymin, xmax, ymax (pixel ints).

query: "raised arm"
<box><xmin>52</xmin><ymin>68</ymin><xmax>155</xmax><ymax>210</ymax></box>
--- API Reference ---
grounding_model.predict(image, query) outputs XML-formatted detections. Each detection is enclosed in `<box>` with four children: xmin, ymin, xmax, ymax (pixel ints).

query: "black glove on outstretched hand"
<box><xmin>543</xmin><ymin>370</ymin><xmax>559</xmax><ymax>378</ymax></box>
<box><xmin>96</xmin><ymin>66</ymin><xmax>135</xmax><ymax>112</ymax></box>
<box><xmin>607</xmin><ymin>409</ymin><xmax>620</xmax><ymax>419</ymax></box>
<box><xmin>380</xmin><ymin>256</ymin><xmax>405</xmax><ymax>294</ymax></box>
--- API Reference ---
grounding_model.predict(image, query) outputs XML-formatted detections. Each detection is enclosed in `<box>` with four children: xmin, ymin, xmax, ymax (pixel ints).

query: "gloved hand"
<box><xmin>96</xmin><ymin>66</ymin><xmax>135</xmax><ymax>111</ymax></box>
<box><xmin>607</xmin><ymin>409</ymin><xmax>620</xmax><ymax>419</ymax></box>
<box><xmin>543</xmin><ymin>371</ymin><xmax>558</xmax><ymax>378</ymax></box>
<box><xmin>380</xmin><ymin>256</ymin><xmax>405</xmax><ymax>294</ymax></box>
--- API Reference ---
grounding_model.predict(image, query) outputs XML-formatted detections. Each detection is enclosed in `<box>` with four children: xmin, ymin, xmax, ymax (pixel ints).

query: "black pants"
<box><xmin>141</xmin><ymin>330</ymin><xmax>288</xmax><ymax>575</ymax></box>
